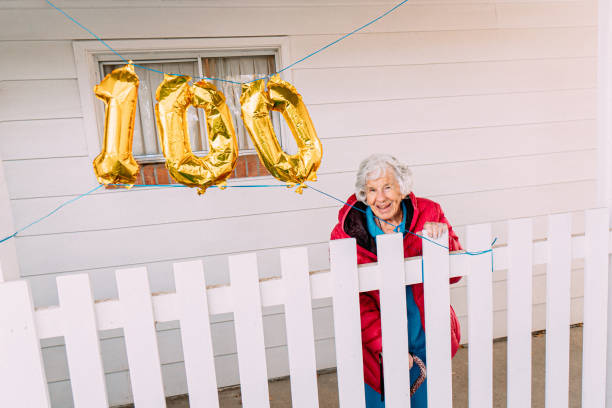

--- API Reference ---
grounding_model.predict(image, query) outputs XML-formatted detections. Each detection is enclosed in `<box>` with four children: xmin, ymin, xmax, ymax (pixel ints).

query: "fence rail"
<box><xmin>1</xmin><ymin>209</ymin><xmax>611</xmax><ymax>407</ymax></box>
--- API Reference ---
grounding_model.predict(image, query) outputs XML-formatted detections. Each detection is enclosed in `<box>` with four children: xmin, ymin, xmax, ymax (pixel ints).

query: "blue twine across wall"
<box><xmin>0</xmin><ymin>181</ymin><xmax>497</xmax><ymax>275</ymax></box>
<box><xmin>45</xmin><ymin>0</ymin><xmax>410</xmax><ymax>84</ymax></box>
<box><xmin>0</xmin><ymin>184</ymin><xmax>104</xmax><ymax>244</ymax></box>
<box><xmin>0</xmin><ymin>183</ymin><xmax>290</xmax><ymax>243</ymax></box>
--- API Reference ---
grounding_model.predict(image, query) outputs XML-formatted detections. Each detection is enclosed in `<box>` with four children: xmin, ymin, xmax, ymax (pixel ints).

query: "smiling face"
<box><xmin>364</xmin><ymin>167</ymin><xmax>404</xmax><ymax>224</ymax></box>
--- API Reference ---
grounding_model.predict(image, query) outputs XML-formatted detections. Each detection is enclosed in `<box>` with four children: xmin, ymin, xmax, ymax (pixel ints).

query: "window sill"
<box><xmin>105</xmin><ymin>154</ymin><xmax>269</xmax><ymax>189</ymax></box>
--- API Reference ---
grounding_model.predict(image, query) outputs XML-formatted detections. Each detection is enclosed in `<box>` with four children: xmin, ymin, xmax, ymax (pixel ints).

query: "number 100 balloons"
<box><xmin>93</xmin><ymin>63</ymin><xmax>323</xmax><ymax>195</ymax></box>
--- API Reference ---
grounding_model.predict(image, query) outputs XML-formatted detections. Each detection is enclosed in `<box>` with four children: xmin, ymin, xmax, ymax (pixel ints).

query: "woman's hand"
<box><xmin>409</xmin><ymin>353</ymin><xmax>414</xmax><ymax>369</ymax></box>
<box><xmin>423</xmin><ymin>222</ymin><xmax>448</xmax><ymax>239</ymax></box>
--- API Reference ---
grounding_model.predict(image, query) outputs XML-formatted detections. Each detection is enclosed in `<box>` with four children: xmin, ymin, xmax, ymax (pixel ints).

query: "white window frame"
<box><xmin>73</xmin><ymin>37</ymin><xmax>292</xmax><ymax>166</ymax></box>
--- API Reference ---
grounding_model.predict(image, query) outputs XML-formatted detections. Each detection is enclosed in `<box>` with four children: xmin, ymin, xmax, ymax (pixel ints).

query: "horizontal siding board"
<box><xmin>7</xmin><ymin>0</ymin><xmax>591</xmax><ymax>10</ymax></box>
<box><xmin>291</xmin><ymin>28</ymin><xmax>596</xmax><ymax>69</ymax></box>
<box><xmin>4</xmin><ymin>156</ymin><xmax>96</xmax><ymax>199</ymax></box>
<box><xmin>0</xmin><ymin>118</ymin><xmax>88</xmax><ymax>161</ymax></box>
<box><xmin>321</xmin><ymin>120</ymin><xmax>596</xmax><ymax>173</ymax></box>
<box><xmin>9</xmin><ymin>175</ymin><xmax>342</xmax><ymax>230</ymax></box>
<box><xmin>0</xmin><ymin>3</ymin><xmax>597</xmax><ymax>41</ymax></box>
<box><xmin>439</xmin><ymin>180</ymin><xmax>597</xmax><ymax>227</ymax></box>
<box><xmin>9</xmin><ymin>149</ymin><xmax>595</xmax><ymax>233</ymax></box>
<box><xmin>409</xmin><ymin>149</ymin><xmax>596</xmax><ymax>196</ymax></box>
<box><xmin>496</xmin><ymin>2</ymin><xmax>597</xmax><ymax>28</ymax></box>
<box><xmin>5</xmin><ymin>116</ymin><xmax>596</xmax><ymax>197</ymax></box>
<box><xmin>15</xmin><ymin>207</ymin><xmax>339</xmax><ymax>275</ymax></box>
<box><xmin>0</xmin><ymin>41</ymin><xmax>76</xmax><ymax>80</ymax></box>
<box><xmin>309</xmin><ymin>89</ymin><xmax>595</xmax><ymax>138</ymax></box>
<box><xmin>24</xmin><ymin>242</ymin><xmax>333</xmax><ymax>307</ymax></box>
<box><xmin>0</xmin><ymin>5</ymin><xmax>499</xmax><ymax>41</ymax></box>
<box><xmin>0</xmin><ymin>79</ymin><xmax>82</xmax><ymax>122</ymax></box>
<box><xmin>295</xmin><ymin>57</ymin><xmax>596</xmax><ymax>104</ymax></box>
<box><xmin>15</xmin><ymin>180</ymin><xmax>595</xmax><ymax>278</ymax></box>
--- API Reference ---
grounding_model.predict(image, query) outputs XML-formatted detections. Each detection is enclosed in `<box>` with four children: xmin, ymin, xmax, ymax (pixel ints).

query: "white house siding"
<box><xmin>0</xmin><ymin>0</ymin><xmax>598</xmax><ymax>406</ymax></box>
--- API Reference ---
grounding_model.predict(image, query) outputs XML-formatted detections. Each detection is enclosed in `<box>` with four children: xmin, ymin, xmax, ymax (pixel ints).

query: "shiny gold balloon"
<box><xmin>240</xmin><ymin>75</ymin><xmax>323</xmax><ymax>193</ymax></box>
<box><xmin>93</xmin><ymin>63</ymin><xmax>140</xmax><ymax>186</ymax></box>
<box><xmin>155</xmin><ymin>74</ymin><xmax>238</xmax><ymax>194</ymax></box>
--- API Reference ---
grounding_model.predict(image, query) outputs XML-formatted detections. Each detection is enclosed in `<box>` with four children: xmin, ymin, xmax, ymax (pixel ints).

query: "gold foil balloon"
<box><xmin>93</xmin><ymin>63</ymin><xmax>140</xmax><ymax>186</ymax></box>
<box><xmin>155</xmin><ymin>74</ymin><xmax>238</xmax><ymax>194</ymax></box>
<box><xmin>240</xmin><ymin>75</ymin><xmax>323</xmax><ymax>193</ymax></box>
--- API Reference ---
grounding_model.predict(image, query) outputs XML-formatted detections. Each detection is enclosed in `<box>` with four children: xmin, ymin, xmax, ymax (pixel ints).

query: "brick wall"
<box><xmin>128</xmin><ymin>153</ymin><xmax>271</xmax><ymax>186</ymax></box>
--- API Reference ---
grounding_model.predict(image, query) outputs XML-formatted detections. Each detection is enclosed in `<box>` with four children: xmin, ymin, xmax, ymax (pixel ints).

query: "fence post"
<box><xmin>330</xmin><ymin>238</ymin><xmax>366</xmax><ymax>408</ymax></box>
<box><xmin>229</xmin><ymin>253</ymin><xmax>270</xmax><ymax>408</ymax></box>
<box><xmin>57</xmin><ymin>274</ymin><xmax>108</xmax><ymax>408</ymax></box>
<box><xmin>174</xmin><ymin>260</ymin><xmax>219</xmax><ymax>408</ymax></box>
<box><xmin>281</xmin><ymin>247</ymin><xmax>319</xmax><ymax>408</ymax></box>
<box><xmin>466</xmin><ymin>223</ymin><xmax>493</xmax><ymax>408</ymax></box>
<box><xmin>506</xmin><ymin>218</ymin><xmax>533</xmax><ymax>408</ymax></box>
<box><xmin>583</xmin><ymin>209</ymin><xmax>610</xmax><ymax>408</ymax></box>
<box><xmin>377</xmin><ymin>233</ymin><xmax>411</xmax><ymax>406</ymax></box>
<box><xmin>116</xmin><ymin>267</ymin><xmax>166</xmax><ymax>407</ymax></box>
<box><xmin>421</xmin><ymin>230</ymin><xmax>453</xmax><ymax>408</ymax></box>
<box><xmin>545</xmin><ymin>213</ymin><xmax>572</xmax><ymax>408</ymax></box>
<box><xmin>0</xmin><ymin>280</ymin><xmax>51</xmax><ymax>407</ymax></box>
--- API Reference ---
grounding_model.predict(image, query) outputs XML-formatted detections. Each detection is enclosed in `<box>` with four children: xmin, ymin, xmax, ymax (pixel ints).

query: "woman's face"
<box><xmin>365</xmin><ymin>168</ymin><xmax>404</xmax><ymax>222</ymax></box>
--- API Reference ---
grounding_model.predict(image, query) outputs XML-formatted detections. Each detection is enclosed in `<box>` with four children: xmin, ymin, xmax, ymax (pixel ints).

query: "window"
<box><xmin>74</xmin><ymin>38</ymin><xmax>291</xmax><ymax>184</ymax></box>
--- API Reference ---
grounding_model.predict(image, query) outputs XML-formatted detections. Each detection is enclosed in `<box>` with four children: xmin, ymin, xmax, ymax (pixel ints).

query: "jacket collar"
<box><xmin>339</xmin><ymin>192</ymin><xmax>417</xmax><ymax>255</ymax></box>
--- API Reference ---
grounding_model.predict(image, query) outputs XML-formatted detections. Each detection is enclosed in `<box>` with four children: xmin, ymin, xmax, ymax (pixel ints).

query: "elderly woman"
<box><xmin>330</xmin><ymin>154</ymin><xmax>462</xmax><ymax>407</ymax></box>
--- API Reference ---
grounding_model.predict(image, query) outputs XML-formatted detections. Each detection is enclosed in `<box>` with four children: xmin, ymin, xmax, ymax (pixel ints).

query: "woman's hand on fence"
<box><xmin>423</xmin><ymin>222</ymin><xmax>448</xmax><ymax>239</ymax></box>
<box><xmin>409</xmin><ymin>353</ymin><xmax>413</xmax><ymax>368</ymax></box>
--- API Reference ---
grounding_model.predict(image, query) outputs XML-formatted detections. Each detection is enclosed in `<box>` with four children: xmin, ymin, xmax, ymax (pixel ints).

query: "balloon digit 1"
<box><xmin>240</xmin><ymin>75</ymin><xmax>322</xmax><ymax>194</ymax></box>
<box><xmin>93</xmin><ymin>63</ymin><xmax>140</xmax><ymax>186</ymax></box>
<box><xmin>155</xmin><ymin>74</ymin><xmax>238</xmax><ymax>194</ymax></box>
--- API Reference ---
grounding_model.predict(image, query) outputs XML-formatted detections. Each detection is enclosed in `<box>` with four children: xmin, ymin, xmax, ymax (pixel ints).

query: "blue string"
<box><xmin>421</xmin><ymin>257</ymin><xmax>425</xmax><ymax>286</ymax></box>
<box><xmin>0</xmin><ymin>182</ymin><xmax>294</xmax><ymax>243</ymax></box>
<box><xmin>0</xmin><ymin>184</ymin><xmax>104</xmax><ymax>244</ymax></box>
<box><xmin>112</xmin><ymin>183</ymin><xmax>291</xmax><ymax>188</ymax></box>
<box><xmin>45</xmin><ymin>0</ymin><xmax>409</xmax><ymax>85</ymax></box>
<box><xmin>0</xmin><ymin>180</ymin><xmax>497</xmax><ymax>272</ymax></box>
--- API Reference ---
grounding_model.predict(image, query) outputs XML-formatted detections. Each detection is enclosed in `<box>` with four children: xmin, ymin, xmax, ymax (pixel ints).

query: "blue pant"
<box><xmin>364</xmin><ymin>352</ymin><xmax>427</xmax><ymax>408</ymax></box>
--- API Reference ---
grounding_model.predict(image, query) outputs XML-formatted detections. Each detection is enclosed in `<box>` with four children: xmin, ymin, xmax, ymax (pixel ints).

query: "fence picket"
<box><xmin>421</xmin><ymin>230</ymin><xmax>453</xmax><ymax>408</ymax></box>
<box><xmin>377</xmin><ymin>233</ymin><xmax>411</xmax><ymax>406</ymax></box>
<box><xmin>0</xmin><ymin>280</ymin><xmax>51</xmax><ymax>408</ymax></box>
<box><xmin>545</xmin><ymin>213</ymin><xmax>571</xmax><ymax>408</ymax></box>
<box><xmin>173</xmin><ymin>260</ymin><xmax>219</xmax><ymax>408</ymax></box>
<box><xmin>57</xmin><ymin>274</ymin><xmax>108</xmax><ymax>408</ymax></box>
<box><xmin>330</xmin><ymin>238</ymin><xmax>366</xmax><ymax>408</ymax></box>
<box><xmin>507</xmin><ymin>218</ymin><xmax>533</xmax><ymax>408</ymax></box>
<box><xmin>582</xmin><ymin>208</ymin><xmax>610</xmax><ymax>408</ymax></box>
<box><xmin>281</xmin><ymin>247</ymin><xmax>319</xmax><ymax>408</ymax></box>
<box><xmin>229</xmin><ymin>253</ymin><xmax>270</xmax><ymax>408</ymax></box>
<box><xmin>466</xmin><ymin>223</ymin><xmax>493</xmax><ymax>408</ymax></box>
<box><xmin>116</xmin><ymin>267</ymin><xmax>166</xmax><ymax>407</ymax></box>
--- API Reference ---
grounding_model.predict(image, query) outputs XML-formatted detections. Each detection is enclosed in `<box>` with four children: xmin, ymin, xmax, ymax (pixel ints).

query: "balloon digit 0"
<box><xmin>93</xmin><ymin>64</ymin><xmax>140</xmax><ymax>186</ymax></box>
<box><xmin>240</xmin><ymin>75</ymin><xmax>323</xmax><ymax>193</ymax></box>
<box><xmin>155</xmin><ymin>74</ymin><xmax>238</xmax><ymax>194</ymax></box>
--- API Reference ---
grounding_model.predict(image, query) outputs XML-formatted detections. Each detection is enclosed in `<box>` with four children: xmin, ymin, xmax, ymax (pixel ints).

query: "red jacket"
<box><xmin>330</xmin><ymin>193</ymin><xmax>462</xmax><ymax>393</ymax></box>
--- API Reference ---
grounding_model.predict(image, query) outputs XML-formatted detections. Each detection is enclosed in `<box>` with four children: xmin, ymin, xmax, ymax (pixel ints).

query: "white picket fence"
<box><xmin>1</xmin><ymin>209</ymin><xmax>611</xmax><ymax>407</ymax></box>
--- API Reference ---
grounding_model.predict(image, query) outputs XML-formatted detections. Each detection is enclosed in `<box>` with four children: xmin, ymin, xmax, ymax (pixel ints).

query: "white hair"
<box><xmin>354</xmin><ymin>154</ymin><xmax>413</xmax><ymax>203</ymax></box>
